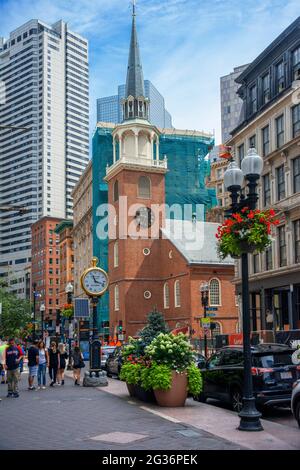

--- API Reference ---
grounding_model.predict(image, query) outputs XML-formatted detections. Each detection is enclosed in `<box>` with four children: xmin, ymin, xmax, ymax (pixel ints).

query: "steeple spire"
<box><xmin>123</xmin><ymin>0</ymin><xmax>149</xmax><ymax>121</ymax></box>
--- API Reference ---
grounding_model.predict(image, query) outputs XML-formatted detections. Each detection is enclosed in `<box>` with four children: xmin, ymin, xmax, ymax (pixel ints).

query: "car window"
<box><xmin>252</xmin><ymin>352</ymin><xmax>293</xmax><ymax>368</ymax></box>
<box><xmin>207</xmin><ymin>352</ymin><xmax>223</xmax><ymax>369</ymax></box>
<box><xmin>221</xmin><ymin>349</ymin><xmax>243</xmax><ymax>366</ymax></box>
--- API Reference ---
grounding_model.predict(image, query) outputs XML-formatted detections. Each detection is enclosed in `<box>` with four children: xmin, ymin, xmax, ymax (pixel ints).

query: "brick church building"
<box><xmin>104</xmin><ymin>5</ymin><xmax>238</xmax><ymax>343</ymax></box>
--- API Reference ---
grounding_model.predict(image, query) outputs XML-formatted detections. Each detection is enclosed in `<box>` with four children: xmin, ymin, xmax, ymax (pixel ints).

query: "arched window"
<box><xmin>113</xmin><ymin>180</ymin><xmax>119</xmax><ymax>202</ymax></box>
<box><xmin>114</xmin><ymin>284</ymin><xmax>119</xmax><ymax>311</ymax></box>
<box><xmin>211</xmin><ymin>322</ymin><xmax>222</xmax><ymax>340</ymax></box>
<box><xmin>114</xmin><ymin>241</ymin><xmax>119</xmax><ymax>268</ymax></box>
<box><xmin>164</xmin><ymin>282</ymin><xmax>170</xmax><ymax>309</ymax></box>
<box><xmin>138</xmin><ymin>176</ymin><xmax>151</xmax><ymax>198</ymax></box>
<box><xmin>209</xmin><ymin>278</ymin><xmax>221</xmax><ymax>306</ymax></box>
<box><xmin>174</xmin><ymin>280</ymin><xmax>181</xmax><ymax>308</ymax></box>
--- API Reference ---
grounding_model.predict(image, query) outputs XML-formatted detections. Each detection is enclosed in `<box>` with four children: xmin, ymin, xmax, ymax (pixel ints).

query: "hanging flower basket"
<box><xmin>216</xmin><ymin>208</ymin><xmax>279</xmax><ymax>259</ymax></box>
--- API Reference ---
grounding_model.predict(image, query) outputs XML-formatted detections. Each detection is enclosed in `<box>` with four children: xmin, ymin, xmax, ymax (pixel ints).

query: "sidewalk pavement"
<box><xmin>70</xmin><ymin>371</ymin><xmax>300</xmax><ymax>450</ymax></box>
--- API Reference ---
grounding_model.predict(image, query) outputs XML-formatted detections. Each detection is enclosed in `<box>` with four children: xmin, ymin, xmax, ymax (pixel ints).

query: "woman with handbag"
<box><xmin>72</xmin><ymin>345</ymin><xmax>84</xmax><ymax>386</ymax></box>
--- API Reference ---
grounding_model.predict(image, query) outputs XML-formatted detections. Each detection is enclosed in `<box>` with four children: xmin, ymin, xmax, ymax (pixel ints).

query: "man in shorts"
<box><xmin>27</xmin><ymin>340</ymin><xmax>39</xmax><ymax>390</ymax></box>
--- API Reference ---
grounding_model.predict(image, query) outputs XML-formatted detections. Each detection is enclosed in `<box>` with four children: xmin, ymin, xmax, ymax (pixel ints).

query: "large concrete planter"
<box><xmin>154</xmin><ymin>370</ymin><xmax>188</xmax><ymax>407</ymax></box>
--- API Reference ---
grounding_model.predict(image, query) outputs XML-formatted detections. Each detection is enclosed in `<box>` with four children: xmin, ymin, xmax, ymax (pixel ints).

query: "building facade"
<box><xmin>31</xmin><ymin>216</ymin><xmax>62</xmax><ymax>332</ymax></box>
<box><xmin>72</xmin><ymin>160</ymin><xmax>93</xmax><ymax>299</ymax></box>
<box><xmin>97</xmin><ymin>80</ymin><xmax>173</xmax><ymax>128</ymax></box>
<box><xmin>228</xmin><ymin>17</ymin><xmax>300</xmax><ymax>331</ymax></box>
<box><xmin>221</xmin><ymin>64</ymin><xmax>249</xmax><ymax>143</ymax></box>
<box><xmin>55</xmin><ymin>219</ymin><xmax>74</xmax><ymax>311</ymax></box>
<box><xmin>0</xmin><ymin>19</ymin><xmax>89</xmax><ymax>298</ymax></box>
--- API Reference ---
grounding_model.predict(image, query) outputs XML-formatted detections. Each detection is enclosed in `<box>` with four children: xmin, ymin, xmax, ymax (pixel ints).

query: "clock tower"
<box><xmin>104</xmin><ymin>3</ymin><xmax>168</xmax><ymax>339</ymax></box>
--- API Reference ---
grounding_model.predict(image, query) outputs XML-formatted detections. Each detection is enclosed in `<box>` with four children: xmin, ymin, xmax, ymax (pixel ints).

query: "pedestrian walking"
<box><xmin>49</xmin><ymin>341</ymin><xmax>60</xmax><ymax>387</ymax></box>
<box><xmin>37</xmin><ymin>340</ymin><xmax>49</xmax><ymax>389</ymax></box>
<box><xmin>5</xmin><ymin>338</ymin><xmax>24</xmax><ymax>398</ymax></box>
<box><xmin>72</xmin><ymin>345</ymin><xmax>84</xmax><ymax>386</ymax></box>
<box><xmin>17</xmin><ymin>342</ymin><xmax>25</xmax><ymax>375</ymax></box>
<box><xmin>0</xmin><ymin>338</ymin><xmax>7</xmax><ymax>385</ymax></box>
<box><xmin>57</xmin><ymin>343</ymin><xmax>68</xmax><ymax>385</ymax></box>
<box><xmin>27</xmin><ymin>340</ymin><xmax>39</xmax><ymax>390</ymax></box>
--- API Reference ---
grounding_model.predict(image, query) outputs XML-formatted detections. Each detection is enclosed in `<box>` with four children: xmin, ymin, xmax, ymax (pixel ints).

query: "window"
<box><xmin>253</xmin><ymin>254</ymin><xmax>259</xmax><ymax>273</ymax></box>
<box><xmin>265</xmin><ymin>245</ymin><xmax>273</xmax><ymax>271</ymax></box>
<box><xmin>174</xmin><ymin>280</ymin><xmax>181</xmax><ymax>307</ymax></box>
<box><xmin>263</xmin><ymin>174</ymin><xmax>271</xmax><ymax>206</ymax></box>
<box><xmin>249</xmin><ymin>134</ymin><xmax>256</xmax><ymax>149</ymax></box>
<box><xmin>278</xmin><ymin>226</ymin><xmax>287</xmax><ymax>267</ymax></box>
<box><xmin>138</xmin><ymin>176</ymin><xmax>151</xmax><ymax>198</ymax></box>
<box><xmin>293</xmin><ymin>156</ymin><xmax>300</xmax><ymax>193</ymax></box>
<box><xmin>211</xmin><ymin>322</ymin><xmax>222</xmax><ymax>342</ymax></box>
<box><xmin>292</xmin><ymin>104</ymin><xmax>300</xmax><ymax>138</ymax></box>
<box><xmin>113</xmin><ymin>180</ymin><xmax>119</xmax><ymax>202</ymax></box>
<box><xmin>294</xmin><ymin>220</ymin><xmax>300</xmax><ymax>263</ymax></box>
<box><xmin>221</xmin><ymin>349</ymin><xmax>243</xmax><ymax>366</ymax></box>
<box><xmin>276</xmin><ymin>115</ymin><xmax>284</xmax><ymax>148</ymax></box>
<box><xmin>262</xmin><ymin>126</ymin><xmax>269</xmax><ymax>156</ymax></box>
<box><xmin>292</xmin><ymin>46</ymin><xmax>300</xmax><ymax>79</ymax></box>
<box><xmin>262</xmin><ymin>73</ymin><xmax>270</xmax><ymax>104</ymax></box>
<box><xmin>114</xmin><ymin>285</ymin><xmax>119</xmax><ymax>311</ymax></box>
<box><xmin>249</xmin><ymin>85</ymin><xmax>257</xmax><ymax>114</ymax></box>
<box><xmin>209</xmin><ymin>278</ymin><xmax>221</xmax><ymax>306</ymax></box>
<box><xmin>276</xmin><ymin>165</ymin><xmax>285</xmax><ymax>201</ymax></box>
<box><xmin>207</xmin><ymin>351</ymin><xmax>223</xmax><ymax>369</ymax></box>
<box><xmin>275</xmin><ymin>60</ymin><xmax>285</xmax><ymax>93</ymax></box>
<box><xmin>238</xmin><ymin>144</ymin><xmax>244</xmax><ymax>165</ymax></box>
<box><xmin>114</xmin><ymin>241</ymin><xmax>119</xmax><ymax>268</ymax></box>
<box><xmin>164</xmin><ymin>283</ymin><xmax>170</xmax><ymax>309</ymax></box>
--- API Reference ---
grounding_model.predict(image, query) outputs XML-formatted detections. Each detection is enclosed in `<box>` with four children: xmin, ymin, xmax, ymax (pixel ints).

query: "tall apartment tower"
<box><xmin>220</xmin><ymin>64</ymin><xmax>248</xmax><ymax>143</ymax></box>
<box><xmin>97</xmin><ymin>80</ymin><xmax>173</xmax><ymax>128</ymax></box>
<box><xmin>0</xmin><ymin>19</ymin><xmax>89</xmax><ymax>298</ymax></box>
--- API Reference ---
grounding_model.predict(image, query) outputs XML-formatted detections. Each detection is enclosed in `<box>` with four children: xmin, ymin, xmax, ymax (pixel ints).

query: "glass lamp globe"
<box><xmin>241</xmin><ymin>147</ymin><xmax>264</xmax><ymax>177</ymax></box>
<box><xmin>224</xmin><ymin>160</ymin><xmax>244</xmax><ymax>190</ymax></box>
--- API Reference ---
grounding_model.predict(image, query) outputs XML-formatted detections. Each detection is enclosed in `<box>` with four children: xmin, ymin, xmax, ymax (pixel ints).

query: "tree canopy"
<box><xmin>0</xmin><ymin>283</ymin><xmax>32</xmax><ymax>339</ymax></box>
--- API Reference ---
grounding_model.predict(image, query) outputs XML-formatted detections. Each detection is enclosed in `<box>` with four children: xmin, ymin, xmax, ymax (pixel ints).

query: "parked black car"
<box><xmin>291</xmin><ymin>379</ymin><xmax>300</xmax><ymax>428</ymax></box>
<box><xmin>105</xmin><ymin>346</ymin><xmax>123</xmax><ymax>378</ymax></box>
<box><xmin>195</xmin><ymin>344</ymin><xmax>300</xmax><ymax>412</ymax></box>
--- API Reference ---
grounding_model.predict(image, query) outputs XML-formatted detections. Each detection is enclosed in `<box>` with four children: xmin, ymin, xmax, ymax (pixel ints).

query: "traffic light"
<box><xmin>118</xmin><ymin>320</ymin><xmax>123</xmax><ymax>333</ymax></box>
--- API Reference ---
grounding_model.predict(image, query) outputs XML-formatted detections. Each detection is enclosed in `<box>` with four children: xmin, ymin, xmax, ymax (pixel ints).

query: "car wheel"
<box><xmin>296</xmin><ymin>402</ymin><xmax>300</xmax><ymax>428</ymax></box>
<box><xmin>231</xmin><ymin>387</ymin><xmax>243</xmax><ymax>413</ymax></box>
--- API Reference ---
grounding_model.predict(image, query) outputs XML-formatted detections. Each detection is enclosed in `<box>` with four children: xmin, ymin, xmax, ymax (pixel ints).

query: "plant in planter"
<box><xmin>216</xmin><ymin>207</ymin><xmax>279</xmax><ymax>259</ymax></box>
<box><xmin>144</xmin><ymin>333</ymin><xmax>202</xmax><ymax>407</ymax></box>
<box><xmin>61</xmin><ymin>303</ymin><xmax>74</xmax><ymax>319</ymax></box>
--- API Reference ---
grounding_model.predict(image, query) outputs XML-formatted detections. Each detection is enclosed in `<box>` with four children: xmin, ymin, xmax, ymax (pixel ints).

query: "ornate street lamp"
<box><xmin>224</xmin><ymin>146</ymin><xmax>264</xmax><ymax>432</ymax></box>
<box><xmin>200</xmin><ymin>281</ymin><xmax>209</xmax><ymax>358</ymax></box>
<box><xmin>40</xmin><ymin>303</ymin><xmax>46</xmax><ymax>341</ymax></box>
<box><xmin>65</xmin><ymin>282</ymin><xmax>74</xmax><ymax>369</ymax></box>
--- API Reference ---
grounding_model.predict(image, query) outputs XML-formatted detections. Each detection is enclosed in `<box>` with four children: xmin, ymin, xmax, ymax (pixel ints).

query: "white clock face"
<box><xmin>82</xmin><ymin>269</ymin><xmax>108</xmax><ymax>295</ymax></box>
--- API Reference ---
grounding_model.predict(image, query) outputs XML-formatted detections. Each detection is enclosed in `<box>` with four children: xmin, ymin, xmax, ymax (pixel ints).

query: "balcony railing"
<box><xmin>106</xmin><ymin>155</ymin><xmax>168</xmax><ymax>175</ymax></box>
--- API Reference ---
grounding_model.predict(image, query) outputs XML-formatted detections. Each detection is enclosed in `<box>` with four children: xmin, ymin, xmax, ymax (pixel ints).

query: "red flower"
<box><xmin>241</xmin><ymin>207</ymin><xmax>249</xmax><ymax>213</ymax></box>
<box><xmin>247</xmin><ymin>211</ymin><xmax>255</xmax><ymax>219</ymax></box>
<box><xmin>273</xmin><ymin>219</ymin><xmax>280</xmax><ymax>225</ymax></box>
<box><xmin>269</xmin><ymin>209</ymin><xmax>276</xmax><ymax>217</ymax></box>
<box><xmin>232</xmin><ymin>213</ymin><xmax>243</xmax><ymax>223</ymax></box>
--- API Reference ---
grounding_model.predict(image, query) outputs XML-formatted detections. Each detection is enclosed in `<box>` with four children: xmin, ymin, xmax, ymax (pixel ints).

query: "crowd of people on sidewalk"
<box><xmin>0</xmin><ymin>337</ymin><xmax>85</xmax><ymax>401</ymax></box>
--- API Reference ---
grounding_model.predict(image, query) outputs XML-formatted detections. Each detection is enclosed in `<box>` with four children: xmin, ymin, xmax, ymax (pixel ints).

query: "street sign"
<box><xmin>201</xmin><ymin>318</ymin><xmax>211</xmax><ymax>328</ymax></box>
<box><xmin>206</xmin><ymin>307</ymin><xmax>218</xmax><ymax>311</ymax></box>
<box><xmin>206</xmin><ymin>313</ymin><xmax>217</xmax><ymax>317</ymax></box>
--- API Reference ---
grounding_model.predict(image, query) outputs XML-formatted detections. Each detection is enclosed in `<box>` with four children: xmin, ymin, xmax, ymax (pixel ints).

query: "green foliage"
<box><xmin>145</xmin><ymin>332</ymin><xmax>195</xmax><ymax>371</ymax></box>
<box><xmin>146</xmin><ymin>363</ymin><xmax>172</xmax><ymax>391</ymax></box>
<box><xmin>121</xmin><ymin>337</ymin><xmax>145</xmax><ymax>361</ymax></box>
<box><xmin>139</xmin><ymin>309</ymin><xmax>169</xmax><ymax>346</ymax></box>
<box><xmin>0</xmin><ymin>286</ymin><xmax>32</xmax><ymax>338</ymax></box>
<box><xmin>119</xmin><ymin>363</ymin><xmax>142</xmax><ymax>385</ymax></box>
<box><xmin>140</xmin><ymin>366</ymin><xmax>153</xmax><ymax>391</ymax></box>
<box><xmin>187</xmin><ymin>363</ymin><xmax>203</xmax><ymax>396</ymax></box>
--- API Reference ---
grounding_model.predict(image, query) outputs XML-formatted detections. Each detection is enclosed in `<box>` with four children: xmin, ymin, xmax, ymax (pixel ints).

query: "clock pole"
<box><xmin>80</xmin><ymin>256</ymin><xmax>109</xmax><ymax>387</ymax></box>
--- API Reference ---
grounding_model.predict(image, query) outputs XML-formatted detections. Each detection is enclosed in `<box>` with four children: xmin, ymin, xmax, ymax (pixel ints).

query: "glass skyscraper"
<box><xmin>97</xmin><ymin>80</ymin><xmax>173</xmax><ymax>128</ymax></box>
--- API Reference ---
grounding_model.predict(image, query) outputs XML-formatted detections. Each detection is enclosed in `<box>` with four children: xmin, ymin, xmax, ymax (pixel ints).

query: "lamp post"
<box><xmin>32</xmin><ymin>283</ymin><xmax>37</xmax><ymax>341</ymax></box>
<box><xmin>65</xmin><ymin>282</ymin><xmax>74</xmax><ymax>369</ymax></box>
<box><xmin>223</xmin><ymin>147</ymin><xmax>264</xmax><ymax>432</ymax></box>
<box><xmin>40</xmin><ymin>303</ymin><xmax>45</xmax><ymax>341</ymax></box>
<box><xmin>200</xmin><ymin>281</ymin><xmax>209</xmax><ymax>358</ymax></box>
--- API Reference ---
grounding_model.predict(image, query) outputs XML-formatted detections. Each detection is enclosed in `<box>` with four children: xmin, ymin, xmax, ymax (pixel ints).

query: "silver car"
<box><xmin>291</xmin><ymin>379</ymin><xmax>300</xmax><ymax>428</ymax></box>
<box><xmin>101</xmin><ymin>346</ymin><xmax>116</xmax><ymax>369</ymax></box>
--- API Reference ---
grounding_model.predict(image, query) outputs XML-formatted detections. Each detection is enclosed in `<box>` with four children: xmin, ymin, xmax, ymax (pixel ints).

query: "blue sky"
<box><xmin>0</xmin><ymin>0</ymin><xmax>300</xmax><ymax>144</ymax></box>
